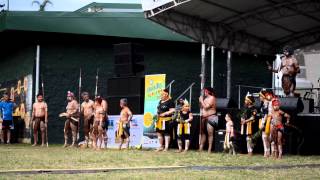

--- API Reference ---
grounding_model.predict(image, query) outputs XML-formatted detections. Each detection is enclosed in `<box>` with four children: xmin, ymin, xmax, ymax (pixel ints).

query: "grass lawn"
<box><xmin>0</xmin><ymin>144</ymin><xmax>320</xmax><ymax>179</ymax></box>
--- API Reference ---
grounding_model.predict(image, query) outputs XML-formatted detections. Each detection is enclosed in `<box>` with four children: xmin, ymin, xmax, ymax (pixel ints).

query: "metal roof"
<box><xmin>143</xmin><ymin>0</ymin><xmax>320</xmax><ymax>55</ymax></box>
<box><xmin>75</xmin><ymin>2</ymin><xmax>142</xmax><ymax>12</ymax></box>
<box><xmin>0</xmin><ymin>7</ymin><xmax>194</xmax><ymax>42</ymax></box>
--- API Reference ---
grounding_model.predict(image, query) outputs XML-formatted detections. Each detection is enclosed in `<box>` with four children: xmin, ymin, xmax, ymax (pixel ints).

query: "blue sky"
<box><xmin>0</xmin><ymin>0</ymin><xmax>141</xmax><ymax>11</ymax></box>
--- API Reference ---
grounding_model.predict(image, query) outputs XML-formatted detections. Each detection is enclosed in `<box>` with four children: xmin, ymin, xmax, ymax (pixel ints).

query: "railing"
<box><xmin>166</xmin><ymin>80</ymin><xmax>175</xmax><ymax>96</ymax></box>
<box><xmin>175</xmin><ymin>82</ymin><xmax>195</xmax><ymax>108</ymax></box>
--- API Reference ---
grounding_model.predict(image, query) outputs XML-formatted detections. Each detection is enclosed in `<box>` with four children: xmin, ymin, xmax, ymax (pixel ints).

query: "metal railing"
<box><xmin>175</xmin><ymin>82</ymin><xmax>195</xmax><ymax>108</ymax></box>
<box><xmin>166</xmin><ymin>80</ymin><xmax>175</xmax><ymax>96</ymax></box>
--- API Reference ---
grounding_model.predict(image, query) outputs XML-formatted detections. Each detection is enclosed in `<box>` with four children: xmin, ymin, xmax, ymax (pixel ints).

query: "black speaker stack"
<box><xmin>114</xmin><ymin>43</ymin><xmax>144</xmax><ymax>77</ymax></box>
<box><xmin>107</xmin><ymin>43</ymin><xmax>145</xmax><ymax>115</ymax></box>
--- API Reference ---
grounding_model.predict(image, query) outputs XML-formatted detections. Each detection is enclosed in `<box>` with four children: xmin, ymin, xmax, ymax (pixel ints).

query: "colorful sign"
<box><xmin>143</xmin><ymin>74</ymin><xmax>166</xmax><ymax>148</ymax></box>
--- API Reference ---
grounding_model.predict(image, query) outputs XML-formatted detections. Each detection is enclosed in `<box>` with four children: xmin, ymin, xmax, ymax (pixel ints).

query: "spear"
<box><xmin>41</xmin><ymin>74</ymin><xmax>48</xmax><ymax>147</ymax></box>
<box><xmin>95</xmin><ymin>68</ymin><xmax>99</xmax><ymax>98</ymax></box>
<box><xmin>77</xmin><ymin>68</ymin><xmax>82</xmax><ymax>140</ymax></box>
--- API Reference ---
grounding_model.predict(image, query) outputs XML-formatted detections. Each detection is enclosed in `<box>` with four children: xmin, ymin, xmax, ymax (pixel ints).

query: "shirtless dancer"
<box><xmin>199</xmin><ymin>87</ymin><xmax>217</xmax><ymax>153</ymax></box>
<box><xmin>117</xmin><ymin>98</ymin><xmax>133</xmax><ymax>150</ymax></box>
<box><xmin>270</xmin><ymin>98</ymin><xmax>290</xmax><ymax>159</ymax></box>
<box><xmin>268</xmin><ymin>45</ymin><xmax>300</xmax><ymax>96</ymax></box>
<box><xmin>32</xmin><ymin>94</ymin><xmax>48</xmax><ymax>146</ymax></box>
<box><xmin>81</xmin><ymin>92</ymin><xmax>94</xmax><ymax>147</ymax></box>
<box><xmin>92</xmin><ymin>95</ymin><xmax>107</xmax><ymax>150</ymax></box>
<box><xmin>62</xmin><ymin>91</ymin><xmax>79</xmax><ymax>148</ymax></box>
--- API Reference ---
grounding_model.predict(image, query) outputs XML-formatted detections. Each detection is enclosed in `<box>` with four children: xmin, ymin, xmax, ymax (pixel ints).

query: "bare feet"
<box><xmin>32</xmin><ymin>144</ymin><xmax>37</xmax><ymax>147</ymax></box>
<box><xmin>155</xmin><ymin>147</ymin><xmax>164</xmax><ymax>152</ymax></box>
<box><xmin>63</xmin><ymin>144</ymin><xmax>68</xmax><ymax>148</ymax></box>
<box><xmin>175</xmin><ymin>149</ymin><xmax>182</xmax><ymax>153</ymax></box>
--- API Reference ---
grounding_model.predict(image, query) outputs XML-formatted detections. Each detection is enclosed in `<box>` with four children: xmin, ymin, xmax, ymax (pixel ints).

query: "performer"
<box><xmin>240</xmin><ymin>93</ymin><xmax>257</xmax><ymax>156</ymax></box>
<box><xmin>116</xmin><ymin>98</ymin><xmax>133</xmax><ymax>150</ymax></box>
<box><xmin>61</xmin><ymin>91</ymin><xmax>79</xmax><ymax>148</ymax></box>
<box><xmin>0</xmin><ymin>93</ymin><xmax>16</xmax><ymax>144</ymax></box>
<box><xmin>259</xmin><ymin>89</ymin><xmax>273</xmax><ymax>157</ymax></box>
<box><xmin>223</xmin><ymin>113</ymin><xmax>235</xmax><ymax>155</ymax></box>
<box><xmin>92</xmin><ymin>95</ymin><xmax>107</xmax><ymax>150</ymax></box>
<box><xmin>31</xmin><ymin>94</ymin><xmax>48</xmax><ymax>147</ymax></box>
<box><xmin>199</xmin><ymin>87</ymin><xmax>217</xmax><ymax>153</ymax></box>
<box><xmin>268</xmin><ymin>45</ymin><xmax>300</xmax><ymax>96</ymax></box>
<box><xmin>81</xmin><ymin>92</ymin><xmax>94</xmax><ymax>147</ymax></box>
<box><xmin>176</xmin><ymin>100</ymin><xmax>193</xmax><ymax>153</ymax></box>
<box><xmin>155</xmin><ymin>89</ymin><xmax>175</xmax><ymax>152</ymax></box>
<box><xmin>270</xmin><ymin>98</ymin><xmax>290</xmax><ymax>159</ymax></box>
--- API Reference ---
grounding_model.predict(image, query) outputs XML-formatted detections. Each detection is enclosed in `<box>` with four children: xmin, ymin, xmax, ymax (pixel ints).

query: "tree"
<box><xmin>32</xmin><ymin>0</ymin><xmax>52</xmax><ymax>11</ymax></box>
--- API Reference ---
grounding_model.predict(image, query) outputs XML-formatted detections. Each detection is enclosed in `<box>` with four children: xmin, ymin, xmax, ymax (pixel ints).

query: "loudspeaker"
<box><xmin>107</xmin><ymin>77</ymin><xmax>144</xmax><ymax>96</ymax></box>
<box><xmin>279</xmin><ymin>97</ymin><xmax>303</xmax><ymax>113</ymax></box>
<box><xmin>107</xmin><ymin>95</ymin><xmax>144</xmax><ymax>115</ymax></box>
<box><xmin>114</xmin><ymin>43</ymin><xmax>144</xmax><ymax>77</ymax></box>
<box><xmin>214</xmin><ymin>130</ymin><xmax>226</xmax><ymax>152</ymax></box>
<box><xmin>216</xmin><ymin>98</ymin><xmax>237</xmax><ymax>110</ymax></box>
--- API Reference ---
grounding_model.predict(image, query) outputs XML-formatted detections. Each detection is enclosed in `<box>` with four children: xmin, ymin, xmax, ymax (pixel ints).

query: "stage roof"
<box><xmin>0</xmin><ymin>3</ymin><xmax>194</xmax><ymax>43</ymax></box>
<box><xmin>143</xmin><ymin>0</ymin><xmax>320</xmax><ymax>55</ymax></box>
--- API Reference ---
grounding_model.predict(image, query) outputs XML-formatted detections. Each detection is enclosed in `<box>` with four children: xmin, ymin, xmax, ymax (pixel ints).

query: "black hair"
<box><xmin>204</xmin><ymin>87</ymin><xmax>216</xmax><ymax>96</ymax></box>
<box><xmin>283</xmin><ymin>45</ymin><xmax>294</xmax><ymax>56</ymax></box>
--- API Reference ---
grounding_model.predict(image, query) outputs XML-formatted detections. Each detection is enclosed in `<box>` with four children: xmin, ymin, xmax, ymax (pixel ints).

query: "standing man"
<box><xmin>199</xmin><ymin>87</ymin><xmax>217</xmax><ymax>153</ymax></box>
<box><xmin>31</xmin><ymin>94</ymin><xmax>48</xmax><ymax>146</ymax></box>
<box><xmin>92</xmin><ymin>95</ymin><xmax>107</xmax><ymax>150</ymax></box>
<box><xmin>81</xmin><ymin>92</ymin><xmax>94</xmax><ymax>147</ymax></box>
<box><xmin>117</xmin><ymin>98</ymin><xmax>133</xmax><ymax>150</ymax></box>
<box><xmin>0</xmin><ymin>93</ymin><xmax>15</xmax><ymax>144</ymax></box>
<box><xmin>268</xmin><ymin>45</ymin><xmax>300</xmax><ymax>96</ymax></box>
<box><xmin>61</xmin><ymin>91</ymin><xmax>79</xmax><ymax>147</ymax></box>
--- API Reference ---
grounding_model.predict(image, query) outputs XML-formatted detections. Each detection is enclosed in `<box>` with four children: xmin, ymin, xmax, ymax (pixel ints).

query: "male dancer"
<box><xmin>117</xmin><ymin>98</ymin><xmax>133</xmax><ymax>150</ymax></box>
<box><xmin>199</xmin><ymin>87</ymin><xmax>217</xmax><ymax>153</ymax></box>
<box><xmin>92</xmin><ymin>95</ymin><xmax>107</xmax><ymax>150</ymax></box>
<box><xmin>81</xmin><ymin>92</ymin><xmax>94</xmax><ymax>147</ymax></box>
<box><xmin>268</xmin><ymin>45</ymin><xmax>300</xmax><ymax>96</ymax></box>
<box><xmin>31</xmin><ymin>94</ymin><xmax>48</xmax><ymax>146</ymax></box>
<box><xmin>60</xmin><ymin>91</ymin><xmax>79</xmax><ymax>147</ymax></box>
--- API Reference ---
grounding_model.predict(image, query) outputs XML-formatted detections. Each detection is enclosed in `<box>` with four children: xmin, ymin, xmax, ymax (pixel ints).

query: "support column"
<box><xmin>211</xmin><ymin>46</ymin><xmax>215</xmax><ymax>88</ymax></box>
<box><xmin>227</xmin><ymin>50</ymin><xmax>232</xmax><ymax>99</ymax></box>
<box><xmin>35</xmin><ymin>45</ymin><xmax>40</xmax><ymax>101</ymax></box>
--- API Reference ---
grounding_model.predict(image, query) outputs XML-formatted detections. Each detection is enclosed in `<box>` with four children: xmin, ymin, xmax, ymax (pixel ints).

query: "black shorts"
<box><xmin>2</xmin><ymin>120</ymin><xmax>14</xmax><ymax>130</ymax></box>
<box><xmin>207</xmin><ymin>115</ymin><xmax>219</xmax><ymax>128</ymax></box>
<box><xmin>122</xmin><ymin>123</ymin><xmax>130</xmax><ymax>138</ymax></box>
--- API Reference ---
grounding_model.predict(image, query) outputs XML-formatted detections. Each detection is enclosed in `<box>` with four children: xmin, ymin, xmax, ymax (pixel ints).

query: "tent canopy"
<box><xmin>143</xmin><ymin>0</ymin><xmax>320</xmax><ymax>55</ymax></box>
